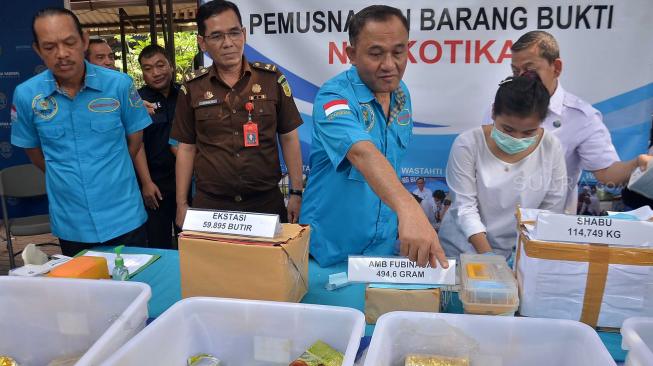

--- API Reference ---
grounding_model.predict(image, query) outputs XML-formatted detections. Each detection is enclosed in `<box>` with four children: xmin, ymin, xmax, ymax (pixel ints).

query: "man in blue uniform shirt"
<box><xmin>300</xmin><ymin>5</ymin><xmax>448</xmax><ymax>268</ymax></box>
<box><xmin>11</xmin><ymin>8</ymin><xmax>151</xmax><ymax>256</ymax></box>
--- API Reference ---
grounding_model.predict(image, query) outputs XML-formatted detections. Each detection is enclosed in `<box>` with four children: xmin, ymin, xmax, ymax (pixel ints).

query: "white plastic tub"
<box><xmin>364</xmin><ymin>311</ymin><xmax>616</xmax><ymax>366</ymax></box>
<box><xmin>0</xmin><ymin>276</ymin><xmax>151</xmax><ymax>366</ymax></box>
<box><xmin>622</xmin><ymin>317</ymin><xmax>653</xmax><ymax>366</ymax></box>
<box><xmin>102</xmin><ymin>297</ymin><xmax>365</xmax><ymax>366</ymax></box>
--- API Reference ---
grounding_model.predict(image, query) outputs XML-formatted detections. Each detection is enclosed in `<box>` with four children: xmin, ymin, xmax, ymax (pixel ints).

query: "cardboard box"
<box><xmin>364</xmin><ymin>286</ymin><xmax>440</xmax><ymax>324</ymax></box>
<box><xmin>516</xmin><ymin>208</ymin><xmax>653</xmax><ymax>328</ymax></box>
<box><xmin>179</xmin><ymin>224</ymin><xmax>309</xmax><ymax>302</ymax></box>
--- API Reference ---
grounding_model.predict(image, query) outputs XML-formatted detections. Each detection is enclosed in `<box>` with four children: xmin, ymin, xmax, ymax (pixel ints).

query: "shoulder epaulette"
<box><xmin>183</xmin><ymin>67</ymin><xmax>210</xmax><ymax>82</ymax></box>
<box><xmin>251</xmin><ymin>62</ymin><xmax>278</xmax><ymax>73</ymax></box>
<box><xmin>564</xmin><ymin>93</ymin><xmax>598</xmax><ymax>118</ymax></box>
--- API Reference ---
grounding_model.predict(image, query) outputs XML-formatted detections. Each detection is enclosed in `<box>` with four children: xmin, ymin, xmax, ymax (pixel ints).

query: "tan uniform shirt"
<box><xmin>171</xmin><ymin>58</ymin><xmax>302</xmax><ymax>200</ymax></box>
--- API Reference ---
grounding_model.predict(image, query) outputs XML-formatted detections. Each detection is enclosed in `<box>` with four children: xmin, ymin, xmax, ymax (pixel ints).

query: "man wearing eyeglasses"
<box><xmin>171</xmin><ymin>0</ymin><xmax>304</xmax><ymax>227</ymax></box>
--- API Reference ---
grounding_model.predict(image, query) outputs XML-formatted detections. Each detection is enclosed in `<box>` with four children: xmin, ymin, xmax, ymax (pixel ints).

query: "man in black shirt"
<box><xmin>134</xmin><ymin>44</ymin><xmax>180</xmax><ymax>249</ymax></box>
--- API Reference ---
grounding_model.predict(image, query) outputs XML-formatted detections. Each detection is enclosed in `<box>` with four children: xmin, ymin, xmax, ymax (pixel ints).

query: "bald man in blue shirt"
<box><xmin>301</xmin><ymin>6</ymin><xmax>447</xmax><ymax>268</ymax></box>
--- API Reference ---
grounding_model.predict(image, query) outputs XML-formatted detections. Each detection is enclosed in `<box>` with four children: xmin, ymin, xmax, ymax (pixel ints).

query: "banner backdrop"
<box><xmin>227</xmin><ymin>0</ymin><xmax>653</xmax><ymax>183</ymax></box>
<box><xmin>0</xmin><ymin>0</ymin><xmax>62</xmax><ymax>217</ymax></box>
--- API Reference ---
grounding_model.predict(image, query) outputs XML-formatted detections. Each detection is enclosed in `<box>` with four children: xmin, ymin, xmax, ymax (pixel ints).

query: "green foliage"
<box><xmin>114</xmin><ymin>31</ymin><xmax>198</xmax><ymax>87</ymax></box>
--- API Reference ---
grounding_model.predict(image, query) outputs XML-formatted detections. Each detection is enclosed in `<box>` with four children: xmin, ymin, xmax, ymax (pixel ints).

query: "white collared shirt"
<box><xmin>439</xmin><ymin>127</ymin><xmax>567</xmax><ymax>259</ymax></box>
<box><xmin>412</xmin><ymin>187</ymin><xmax>433</xmax><ymax>202</ymax></box>
<box><xmin>483</xmin><ymin>82</ymin><xmax>619</xmax><ymax>213</ymax></box>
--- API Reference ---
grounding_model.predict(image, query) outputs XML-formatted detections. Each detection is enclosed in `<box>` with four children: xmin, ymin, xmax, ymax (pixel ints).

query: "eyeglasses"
<box><xmin>202</xmin><ymin>29</ymin><xmax>243</xmax><ymax>44</ymax></box>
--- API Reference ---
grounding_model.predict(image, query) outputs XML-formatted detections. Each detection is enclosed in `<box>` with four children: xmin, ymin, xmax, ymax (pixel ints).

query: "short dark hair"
<box><xmin>416</xmin><ymin>177</ymin><xmax>425</xmax><ymax>183</ymax></box>
<box><xmin>511</xmin><ymin>31</ymin><xmax>560</xmax><ymax>64</ymax></box>
<box><xmin>32</xmin><ymin>7</ymin><xmax>83</xmax><ymax>46</ymax></box>
<box><xmin>89</xmin><ymin>38</ymin><xmax>108</xmax><ymax>46</ymax></box>
<box><xmin>86</xmin><ymin>38</ymin><xmax>110</xmax><ymax>59</ymax></box>
<box><xmin>493</xmin><ymin>72</ymin><xmax>550</xmax><ymax>121</ymax></box>
<box><xmin>138</xmin><ymin>44</ymin><xmax>171</xmax><ymax>65</ymax></box>
<box><xmin>433</xmin><ymin>190</ymin><xmax>446</xmax><ymax>200</ymax></box>
<box><xmin>348</xmin><ymin>5</ymin><xmax>409</xmax><ymax>45</ymax></box>
<box><xmin>196</xmin><ymin>0</ymin><xmax>242</xmax><ymax>36</ymax></box>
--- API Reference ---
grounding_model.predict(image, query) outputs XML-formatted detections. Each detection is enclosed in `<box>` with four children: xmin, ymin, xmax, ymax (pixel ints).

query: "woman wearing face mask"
<box><xmin>438</xmin><ymin>72</ymin><xmax>567</xmax><ymax>259</ymax></box>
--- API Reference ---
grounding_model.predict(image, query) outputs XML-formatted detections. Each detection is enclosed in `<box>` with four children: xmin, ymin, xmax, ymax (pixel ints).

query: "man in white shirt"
<box><xmin>588</xmin><ymin>186</ymin><xmax>601</xmax><ymax>215</ymax></box>
<box><xmin>412</xmin><ymin>177</ymin><xmax>435</xmax><ymax>225</ymax></box>
<box><xmin>433</xmin><ymin>189</ymin><xmax>446</xmax><ymax>230</ymax></box>
<box><xmin>420</xmin><ymin>193</ymin><xmax>436</xmax><ymax>227</ymax></box>
<box><xmin>485</xmin><ymin>31</ymin><xmax>650</xmax><ymax>213</ymax></box>
<box><xmin>412</xmin><ymin>177</ymin><xmax>433</xmax><ymax>201</ymax></box>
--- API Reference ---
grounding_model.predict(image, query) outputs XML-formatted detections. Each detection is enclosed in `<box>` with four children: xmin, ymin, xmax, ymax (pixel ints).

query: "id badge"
<box><xmin>243</xmin><ymin>121</ymin><xmax>259</xmax><ymax>147</ymax></box>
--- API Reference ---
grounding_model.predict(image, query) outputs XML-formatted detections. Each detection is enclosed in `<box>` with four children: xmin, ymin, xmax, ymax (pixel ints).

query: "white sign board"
<box><xmin>347</xmin><ymin>256</ymin><xmax>456</xmax><ymax>285</ymax></box>
<box><xmin>535</xmin><ymin>213</ymin><xmax>653</xmax><ymax>246</ymax></box>
<box><xmin>234</xmin><ymin>0</ymin><xmax>653</xmax><ymax>177</ymax></box>
<box><xmin>182</xmin><ymin>209</ymin><xmax>282</xmax><ymax>238</ymax></box>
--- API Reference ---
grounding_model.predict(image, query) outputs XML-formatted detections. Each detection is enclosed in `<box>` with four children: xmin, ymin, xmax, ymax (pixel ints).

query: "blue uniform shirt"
<box><xmin>11</xmin><ymin>61</ymin><xmax>151</xmax><ymax>242</ymax></box>
<box><xmin>300</xmin><ymin>66</ymin><xmax>413</xmax><ymax>267</ymax></box>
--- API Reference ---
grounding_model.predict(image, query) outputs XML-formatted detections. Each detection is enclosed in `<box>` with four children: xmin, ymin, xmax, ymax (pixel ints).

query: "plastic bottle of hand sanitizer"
<box><xmin>112</xmin><ymin>245</ymin><xmax>129</xmax><ymax>281</ymax></box>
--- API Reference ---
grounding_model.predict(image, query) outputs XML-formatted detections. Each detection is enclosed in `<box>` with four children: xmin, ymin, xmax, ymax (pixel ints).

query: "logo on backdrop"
<box><xmin>34</xmin><ymin>65</ymin><xmax>48</xmax><ymax>75</ymax></box>
<box><xmin>0</xmin><ymin>71</ymin><xmax>20</xmax><ymax>79</ymax></box>
<box><xmin>0</xmin><ymin>93</ymin><xmax>6</xmax><ymax>110</ymax></box>
<box><xmin>0</xmin><ymin>142</ymin><xmax>13</xmax><ymax>159</ymax></box>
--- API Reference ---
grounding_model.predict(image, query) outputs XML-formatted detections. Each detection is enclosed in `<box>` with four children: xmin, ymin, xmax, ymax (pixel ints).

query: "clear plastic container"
<box><xmin>0</xmin><ymin>276</ymin><xmax>151</xmax><ymax>366</ymax></box>
<box><xmin>621</xmin><ymin>317</ymin><xmax>653</xmax><ymax>366</ymax></box>
<box><xmin>460</xmin><ymin>253</ymin><xmax>519</xmax><ymax>315</ymax></box>
<box><xmin>364</xmin><ymin>311</ymin><xmax>616</xmax><ymax>366</ymax></box>
<box><xmin>102</xmin><ymin>297</ymin><xmax>365</xmax><ymax>366</ymax></box>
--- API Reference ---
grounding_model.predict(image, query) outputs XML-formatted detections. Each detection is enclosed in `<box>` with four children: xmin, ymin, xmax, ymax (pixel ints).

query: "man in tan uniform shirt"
<box><xmin>172</xmin><ymin>0</ymin><xmax>304</xmax><ymax>226</ymax></box>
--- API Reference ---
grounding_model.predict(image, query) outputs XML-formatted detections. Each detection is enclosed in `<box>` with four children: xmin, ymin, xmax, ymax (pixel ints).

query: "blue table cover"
<box><xmin>99</xmin><ymin>246</ymin><xmax>626</xmax><ymax>362</ymax></box>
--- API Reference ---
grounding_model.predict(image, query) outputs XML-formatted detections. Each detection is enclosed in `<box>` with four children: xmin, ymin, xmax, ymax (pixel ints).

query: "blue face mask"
<box><xmin>491</xmin><ymin>126</ymin><xmax>537</xmax><ymax>154</ymax></box>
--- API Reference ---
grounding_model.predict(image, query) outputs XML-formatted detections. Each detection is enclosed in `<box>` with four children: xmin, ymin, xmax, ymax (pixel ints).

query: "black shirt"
<box><xmin>622</xmin><ymin>187</ymin><xmax>653</xmax><ymax>211</ymax></box>
<box><xmin>138</xmin><ymin>82</ymin><xmax>180</xmax><ymax>193</ymax></box>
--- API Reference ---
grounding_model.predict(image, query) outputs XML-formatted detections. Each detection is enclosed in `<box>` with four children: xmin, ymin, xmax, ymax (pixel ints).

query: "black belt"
<box><xmin>198</xmin><ymin>187</ymin><xmax>278</xmax><ymax>203</ymax></box>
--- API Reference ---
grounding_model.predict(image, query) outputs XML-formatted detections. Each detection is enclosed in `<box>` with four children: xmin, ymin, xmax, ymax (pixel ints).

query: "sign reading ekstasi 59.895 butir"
<box><xmin>182</xmin><ymin>208</ymin><xmax>282</xmax><ymax>238</ymax></box>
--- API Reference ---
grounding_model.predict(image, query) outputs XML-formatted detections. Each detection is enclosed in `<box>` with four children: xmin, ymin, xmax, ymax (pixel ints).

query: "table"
<box><xmin>107</xmin><ymin>246</ymin><xmax>627</xmax><ymax>362</ymax></box>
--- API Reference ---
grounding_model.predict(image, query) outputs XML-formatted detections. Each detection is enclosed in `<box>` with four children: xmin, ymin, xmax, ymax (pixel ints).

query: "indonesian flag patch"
<box><xmin>10</xmin><ymin>104</ymin><xmax>17</xmax><ymax>123</ymax></box>
<box><xmin>323</xmin><ymin>99</ymin><xmax>350</xmax><ymax>117</ymax></box>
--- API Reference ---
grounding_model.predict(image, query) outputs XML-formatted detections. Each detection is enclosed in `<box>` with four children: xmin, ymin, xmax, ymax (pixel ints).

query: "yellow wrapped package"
<box><xmin>405</xmin><ymin>354</ymin><xmax>470</xmax><ymax>366</ymax></box>
<box><xmin>289</xmin><ymin>340</ymin><xmax>343</xmax><ymax>366</ymax></box>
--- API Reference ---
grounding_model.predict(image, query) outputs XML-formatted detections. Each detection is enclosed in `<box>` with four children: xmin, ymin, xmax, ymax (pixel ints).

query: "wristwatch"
<box><xmin>289</xmin><ymin>189</ymin><xmax>303</xmax><ymax>197</ymax></box>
